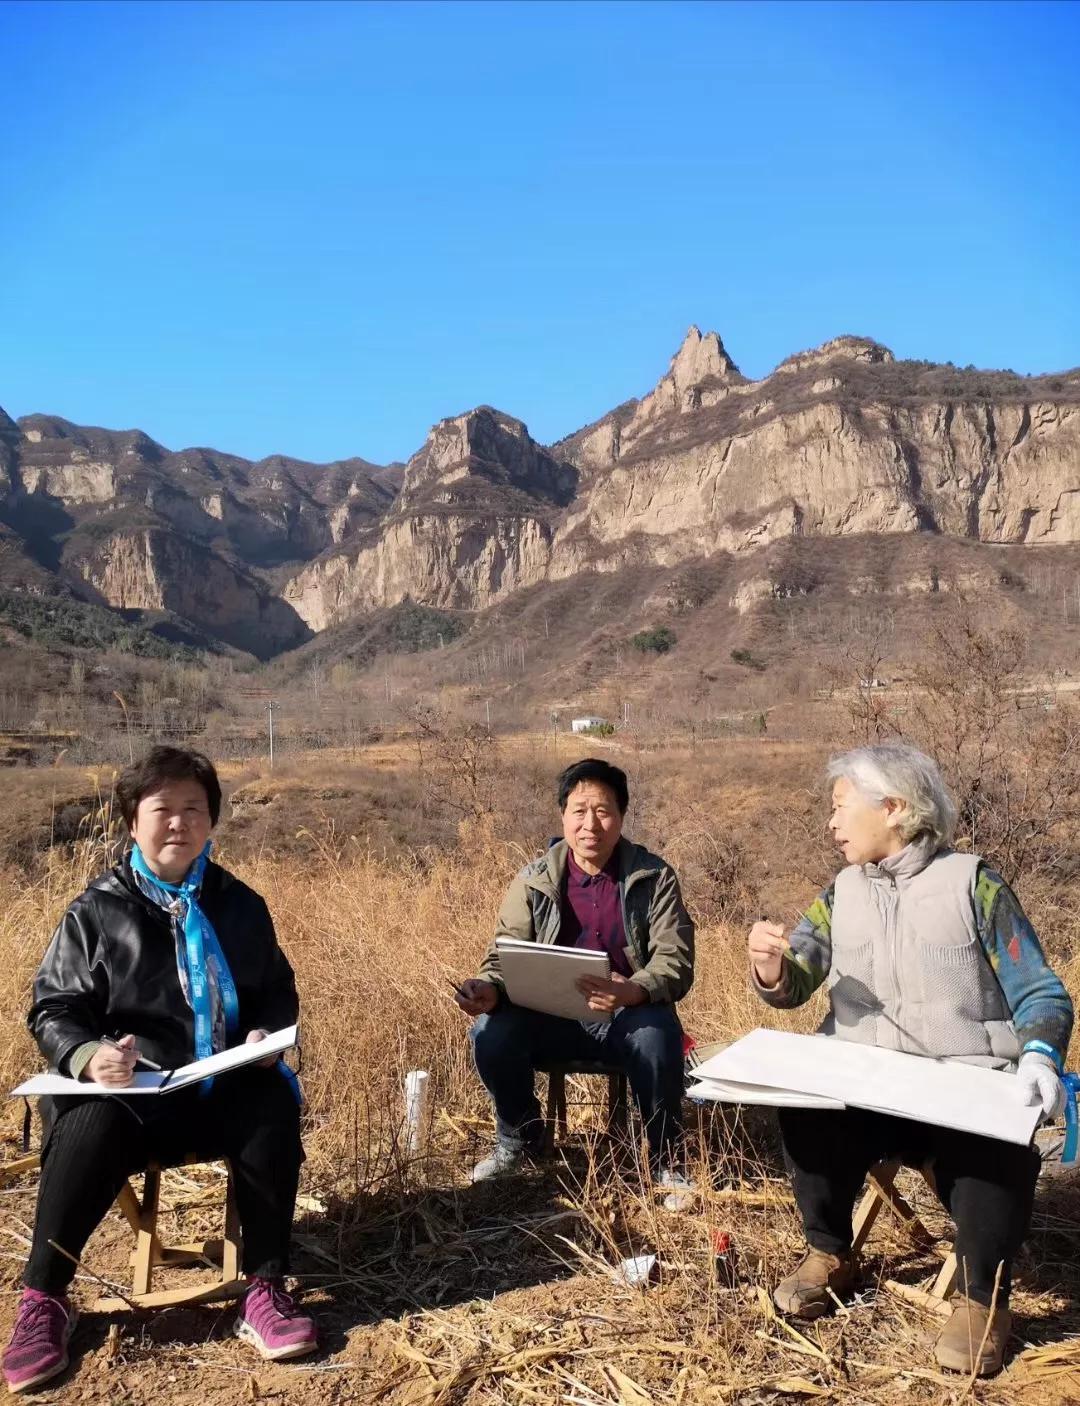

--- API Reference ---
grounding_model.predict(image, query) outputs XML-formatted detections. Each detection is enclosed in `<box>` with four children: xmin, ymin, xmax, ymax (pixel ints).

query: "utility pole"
<box><xmin>269</xmin><ymin>699</ymin><xmax>275</xmax><ymax>770</ymax></box>
<box><xmin>485</xmin><ymin>698</ymin><xmax>491</xmax><ymax>729</ymax></box>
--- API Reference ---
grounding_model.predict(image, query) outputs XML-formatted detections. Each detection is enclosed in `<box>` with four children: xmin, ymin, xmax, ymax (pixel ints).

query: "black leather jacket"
<box><xmin>28</xmin><ymin>855</ymin><xmax>299</xmax><ymax>1076</ymax></box>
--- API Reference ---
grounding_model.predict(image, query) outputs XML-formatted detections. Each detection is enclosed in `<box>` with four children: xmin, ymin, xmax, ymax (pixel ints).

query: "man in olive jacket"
<box><xmin>455</xmin><ymin>758</ymin><xmax>695</xmax><ymax>1204</ymax></box>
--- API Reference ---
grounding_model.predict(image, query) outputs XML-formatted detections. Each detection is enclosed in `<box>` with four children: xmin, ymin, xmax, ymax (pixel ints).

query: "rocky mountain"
<box><xmin>0</xmin><ymin>415</ymin><xmax>399</xmax><ymax>655</ymax></box>
<box><xmin>282</xmin><ymin>328</ymin><xmax>1080</xmax><ymax>633</ymax></box>
<box><xmin>4</xmin><ymin>327</ymin><xmax>1080</xmax><ymax>657</ymax></box>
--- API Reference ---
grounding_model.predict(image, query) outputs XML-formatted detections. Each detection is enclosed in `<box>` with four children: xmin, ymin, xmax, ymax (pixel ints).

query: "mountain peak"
<box><xmin>399</xmin><ymin>403</ymin><xmax>576</xmax><ymax>512</ymax></box>
<box><xmin>670</xmin><ymin>326</ymin><xmax>741</xmax><ymax>389</ymax></box>
<box><xmin>775</xmin><ymin>335</ymin><xmax>894</xmax><ymax>376</ymax></box>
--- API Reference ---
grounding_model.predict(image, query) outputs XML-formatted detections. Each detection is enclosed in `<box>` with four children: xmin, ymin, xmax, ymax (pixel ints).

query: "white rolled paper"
<box><xmin>404</xmin><ymin>1069</ymin><xmax>430</xmax><ymax>1157</ymax></box>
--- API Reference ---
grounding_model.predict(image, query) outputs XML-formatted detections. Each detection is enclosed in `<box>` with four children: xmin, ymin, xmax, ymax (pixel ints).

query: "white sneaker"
<box><xmin>471</xmin><ymin>1142</ymin><xmax>543</xmax><ymax>1182</ymax></box>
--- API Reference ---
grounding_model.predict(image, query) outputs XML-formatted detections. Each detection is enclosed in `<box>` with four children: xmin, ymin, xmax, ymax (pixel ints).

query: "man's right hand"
<box><xmin>84</xmin><ymin>1034</ymin><xmax>138</xmax><ymax>1087</ymax></box>
<box><xmin>748</xmin><ymin>920</ymin><xmax>788</xmax><ymax>989</ymax></box>
<box><xmin>455</xmin><ymin>979</ymin><xmax>498</xmax><ymax>1018</ymax></box>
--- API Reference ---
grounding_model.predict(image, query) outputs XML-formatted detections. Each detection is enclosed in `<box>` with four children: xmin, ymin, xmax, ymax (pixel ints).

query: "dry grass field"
<box><xmin>1</xmin><ymin>715</ymin><xmax>1079</xmax><ymax>1406</ymax></box>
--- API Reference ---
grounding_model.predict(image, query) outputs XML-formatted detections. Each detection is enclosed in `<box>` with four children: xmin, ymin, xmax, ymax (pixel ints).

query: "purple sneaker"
<box><xmin>234</xmin><ymin>1278</ymin><xmax>317</xmax><ymax>1361</ymax></box>
<box><xmin>2</xmin><ymin>1289</ymin><xmax>78</xmax><ymax>1393</ymax></box>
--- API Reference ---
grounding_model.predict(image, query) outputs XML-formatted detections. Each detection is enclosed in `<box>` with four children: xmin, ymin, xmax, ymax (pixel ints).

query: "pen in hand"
<box><xmin>101</xmin><ymin>1037</ymin><xmax>163</xmax><ymax>1071</ymax></box>
<box><xmin>445</xmin><ymin>978</ymin><xmax>468</xmax><ymax>1000</ymax></box>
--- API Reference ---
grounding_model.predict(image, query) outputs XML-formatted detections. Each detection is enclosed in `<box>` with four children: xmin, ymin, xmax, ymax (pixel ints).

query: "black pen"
<box><xmin>101</xmin><ymin>1037</ymin><xmax>163</xmax><ymax>1071</ymax></box>
<box><xmin>446</xmin><ymin>978</ymin><xmax>469</xmax><ymax>1000</ymax></box>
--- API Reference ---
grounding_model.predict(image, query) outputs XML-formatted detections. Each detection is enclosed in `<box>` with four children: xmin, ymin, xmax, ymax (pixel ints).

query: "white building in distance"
<box><xmin>570</xmin><ymin>716</ymin><xmax>610</xmax><ymax>733</ymax></box>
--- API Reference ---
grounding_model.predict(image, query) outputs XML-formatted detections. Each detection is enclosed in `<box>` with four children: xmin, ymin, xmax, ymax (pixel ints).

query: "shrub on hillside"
<box><xmin>632</xmin><ymin>625</ymin><xmax>676</xmax><ymax>654</ymax></box>
<box><xmin>382</xmin><ymin>603</ymin><xmax>466</xmax><ymax>654</ymax></box>
<box><xmin>731</xmin><ymin>647</ymin><xmax>765</xmax><ymax>671</ymax></box>
<box><xmin>0</xmin><ymin>588</ymin><xmax>203</xmax><ymax>661</ymax></box>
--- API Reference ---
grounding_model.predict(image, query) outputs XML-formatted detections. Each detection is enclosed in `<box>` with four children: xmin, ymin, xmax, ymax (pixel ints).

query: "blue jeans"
<box><xmin>470</xmin><ymin>1001</ymin><xmax>685</xmax><ymax>1165</ymax></box>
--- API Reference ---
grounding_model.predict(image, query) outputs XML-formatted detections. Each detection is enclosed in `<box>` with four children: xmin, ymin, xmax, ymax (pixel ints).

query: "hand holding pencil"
<box><xmin>748</xmin><ymin>918</ymin><xmax>789</xmax><ymax>989</ymax></box>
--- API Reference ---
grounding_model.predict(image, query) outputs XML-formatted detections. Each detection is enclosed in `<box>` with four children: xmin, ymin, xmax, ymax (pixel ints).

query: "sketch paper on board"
<box><xmin>495</xmin><ymin>938</ymin><xmax>612</xmax><ymax>1023</ymax></box>
<box><xmin>11</xmin><ymin>1025</ymin><xmax>299</xmax><ymax>1098</ymax></box>
<box><xmin>688</xmin><ymin>1029</ymin><xmax>1040</xmax><ymax>1145</ymax></box>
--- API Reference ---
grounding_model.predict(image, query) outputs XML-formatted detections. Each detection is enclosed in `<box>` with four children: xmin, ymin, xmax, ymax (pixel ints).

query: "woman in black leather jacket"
<box><xmin>3</xmin><ymin>746</ymin><xmax>318</xmax><ymax>1395</ymax></box>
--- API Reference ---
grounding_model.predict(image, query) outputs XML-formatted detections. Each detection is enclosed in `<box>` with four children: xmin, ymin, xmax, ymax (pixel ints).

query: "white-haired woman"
<box><xmin>748</xmin><ymin>743</ymin><xmax>1073</xmax><ymax>1377</ymax></box>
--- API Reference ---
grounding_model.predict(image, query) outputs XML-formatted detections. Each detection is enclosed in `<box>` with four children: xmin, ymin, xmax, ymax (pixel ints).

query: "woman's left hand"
<box><xmin>1017</xmin><ymin>1051</ymin><xmax>1066</xmax><ymax>1121</ymax></box>
<box><xmin>245</xmin><ymin>1028</ymin><xmax>279</xmax><ymax>1068</ymax></box>
<box><xmin>575</xmin><ymin>972</ymin><xmax>647</xmax><ymax>1013</ymax></box>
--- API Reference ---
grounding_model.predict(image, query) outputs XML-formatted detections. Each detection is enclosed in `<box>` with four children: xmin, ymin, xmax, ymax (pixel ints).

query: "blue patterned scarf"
<box><xmin>130</xmin><ymin>840</ymin><xmax>239</xmax><ymax>1089</ymax></box>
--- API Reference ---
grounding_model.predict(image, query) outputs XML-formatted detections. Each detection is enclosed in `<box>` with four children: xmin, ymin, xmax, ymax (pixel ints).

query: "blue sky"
<box><xmin>2</xmin><ymin>0</ymin><xmax>1078</xmax><ymax>466</ymax></box>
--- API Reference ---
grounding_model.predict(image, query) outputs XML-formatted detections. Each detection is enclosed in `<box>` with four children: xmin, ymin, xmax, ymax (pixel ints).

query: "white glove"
<box><xmin>1017</xmin><ymin>1051</ymin><xmax>1066</xmax><ymax>1122</ymax></box>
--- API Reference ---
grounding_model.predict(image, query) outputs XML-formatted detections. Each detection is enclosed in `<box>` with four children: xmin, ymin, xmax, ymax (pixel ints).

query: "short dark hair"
<box><xmin>115</xmin><ymin>746</ymin><xmax>223</xmax><ymax>828</ymax></box>
<box><xmin>557</xmin><ymin>758</ymin><xmax>629</xmax><ymax>815</ymax></box>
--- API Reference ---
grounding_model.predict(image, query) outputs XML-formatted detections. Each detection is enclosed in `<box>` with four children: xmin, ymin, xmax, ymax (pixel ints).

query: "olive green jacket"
<box><xmin>477</xmin><ymin>837</ymin><xmax>695</xmax><ymax>1004</ymax></box>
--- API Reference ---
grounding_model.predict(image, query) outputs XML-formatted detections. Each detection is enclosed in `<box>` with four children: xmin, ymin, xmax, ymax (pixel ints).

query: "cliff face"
<box><xmin>72</xmin><ymin>528</ymin><xmax>310</xmax><ymax>655</ymax></box>
<box><xmin>283</xmin><ymin>407</ymin><xmax>578</xmax><ymax>629</ymax></box>
<box><xmin>4</xmin><ymin>325</ymin><xmax>1080</xmax><ymax>653</ymax></box>
<box><xmin>284</xmin><ymin>513</ymin><xmax>557</xmax><ymax>630</ymax></box>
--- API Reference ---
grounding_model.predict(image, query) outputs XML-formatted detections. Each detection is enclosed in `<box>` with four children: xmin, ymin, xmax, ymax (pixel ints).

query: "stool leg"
<box><xmin>556</xmin><ymin>1073</ymin><xmax>569</xmax><ymax>1144</ymax></box>
<box><xmin>115</xmin><ymin>1179</ymin><xmax>143</xmax><ymax>1238</ymax></box>
<box><xmin>606</xmin><ymin>1073</ymin><xmax>628</xmax><ymax>1137</ymax></box>
<box><xmin>545</xmin><ymin>1073</ymin><xmax>561</xmax><ymax>1152</ymax></box>
<box><xmin>852</xmin><ymin>1161</ymin><xmax>898</xmax><ymax>1256</ymax></box>
<box><xmin>930</xmin><ymin>1251</ymin><xmax>958</xmax><ymax>1302</ymax></box>
<box><xmin>221</xmin><ymin>1164</ymin><xmax>241</xmax><ymax>1284</ymax></box>
<box><xmin>132</xmin><ymin>1167</ymin><xmax>161</xmax><ymax>1297</ymax></box>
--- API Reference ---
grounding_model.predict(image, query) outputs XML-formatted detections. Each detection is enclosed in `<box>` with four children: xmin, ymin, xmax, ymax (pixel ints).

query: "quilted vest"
<box><xmin>822</xmin><ymin>841</ymin><xmax>1019</xmax><ymax>1070</ymax></box>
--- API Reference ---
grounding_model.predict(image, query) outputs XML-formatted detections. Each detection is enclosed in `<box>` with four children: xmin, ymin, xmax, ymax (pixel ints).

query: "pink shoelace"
<box><xmin>245</xmin><ymin>1279</ymin><xmax>306</xmax><ymax>1331</ymax></box>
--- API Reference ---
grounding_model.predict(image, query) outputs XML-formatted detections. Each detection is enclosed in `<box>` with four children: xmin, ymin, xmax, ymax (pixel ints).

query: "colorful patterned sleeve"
<box><xmin>752</xmin><ymin>883</ymin><xmax>834</xmax><ymax>1009</ymax></box>
<box><xmin>974</xmin><ymin>866</ymin><xmax>1074</xmax><ymax>1065</ymax></box>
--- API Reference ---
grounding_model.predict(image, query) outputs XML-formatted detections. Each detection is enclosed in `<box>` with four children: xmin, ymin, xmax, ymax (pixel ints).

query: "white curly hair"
<box><xmin>826</xmin><ymin>743</ymin><xmax>958</xmax><ymax>849</ymax></box>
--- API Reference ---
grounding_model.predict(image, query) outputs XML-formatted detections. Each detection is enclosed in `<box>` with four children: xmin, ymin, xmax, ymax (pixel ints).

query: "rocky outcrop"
<box><xmin>401</xmin><ymin>406</ymin><xmax>577</xmax><ymax>513</ymax></box>
<box><xmin>774</xmin><ymin>335</ymin><xmax>894</xmax><ymax>375</ymax></box>
<box><xmin>285</xmin><ymin>514</ymin><xmax>557</xmax><ymax>630</ymax></box>
<box><xmin>0</xmin><ymin>413</ymin><xmax>391</xmax><ymax>650</ymax></box>
<box><xmin>8</xmin><ymin>419</ymin><xmax>396</xmax><ymax>564</ymax></box>
<box><xmin>561</xmin><ymin>327</ymin><xmax>743</xmax><ymax>472</ymax></box>
<box><xmin>282</xmin><ymin>409</ymin><xmax>580</xmax><ymax>629</ymax></box>
<box><xmin>247</xmin><ymin>339</ymin><xmax>1080</xmax><ymax>633</ymax></box>
<box><xmin>71</xmin><ymin>528</ymin><xmax>310</xmax><ymax>657</ymax></box>
<box><xmin>617</xmin><ymin>326</ymin><xmax>744</xmax><ymax>447</ymax></box>
<box><xmin>559</xmin><ymin>392</ymin><xmax>1080</xmax><ymax>562</ymax></box>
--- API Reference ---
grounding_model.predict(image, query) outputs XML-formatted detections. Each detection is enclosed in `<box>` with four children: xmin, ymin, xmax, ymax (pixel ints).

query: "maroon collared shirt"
<box><xmin>559</xmin><ymin>848</ymin><xmax>632</xmax><ymax>977</ymax></box>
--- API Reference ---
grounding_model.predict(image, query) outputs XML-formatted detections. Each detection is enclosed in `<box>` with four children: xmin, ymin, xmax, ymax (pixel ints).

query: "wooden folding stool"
<box><xmin>852</xmin><ymin>1160</ymin><xmax>958</xmax><ymax>1315</ymax></box>
<box><xmin>94</xmin><ymin>1158</ymin><xmax>245</xmax><ymax>1311</ymax></box>
<box><xmin>2</xmin><ymin>1151</ymin><xmax>244</xmax><ymax>1310</ymax></box>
